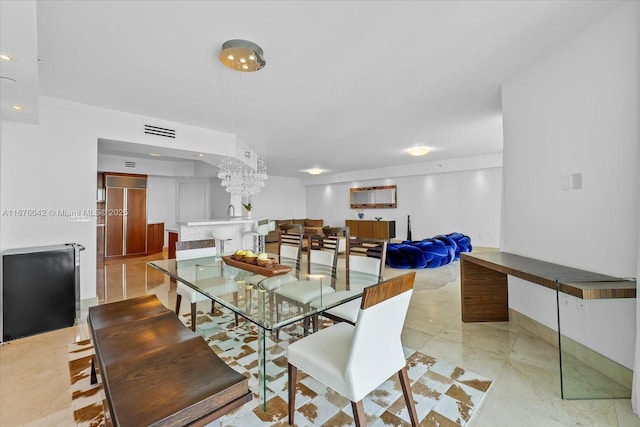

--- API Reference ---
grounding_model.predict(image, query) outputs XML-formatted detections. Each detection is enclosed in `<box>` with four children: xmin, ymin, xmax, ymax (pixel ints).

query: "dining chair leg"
<box><xmin>398</xmin><ymin>366</ymin><xmax>419</xmax><ymax>427</ymax></box>
<box><xmin>175</xmin><ymin>294</ymin><xmax>182</xmax><ymax>314</ymax></box>
<box><xmin>190</xmin><ymin>302</ymin><xmax>197</xmax><ymax>332</ymax></box>
<box><xmin>351</xmin><ymin>400</ymin><xmax>366</xmax><ymax>427</ymax></box>
<box><xmin>210</xmin><ymin>300</ymin><xmax>215</xmax><ymax>314</ymax></box>
<box><xmin>303</xmin><ymin>317</ymin><xmax>310</xmax><ymax>336</ymax></box>
<box><xmin>287</xmin><ymin>363</ymin><xmax>297</xmax><ymax>425</ymax></box>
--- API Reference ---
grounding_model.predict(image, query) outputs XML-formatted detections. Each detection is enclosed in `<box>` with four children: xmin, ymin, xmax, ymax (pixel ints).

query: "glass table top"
<box><xmin>149</xmin><ymin>254</ymin><xmax>381</xmax><ymax>331</ymax></box>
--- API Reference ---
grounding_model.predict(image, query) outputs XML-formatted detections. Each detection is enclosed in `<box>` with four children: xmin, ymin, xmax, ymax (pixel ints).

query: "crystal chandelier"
<box><xmin>217</xmin><ymin>39</ymin><xmax>268</xmax><ymax>197</ymax></box>
<box><xmin>217</xmin><ymin>152</ymin><xmax>268</xmax><ymax>197</ymax></box>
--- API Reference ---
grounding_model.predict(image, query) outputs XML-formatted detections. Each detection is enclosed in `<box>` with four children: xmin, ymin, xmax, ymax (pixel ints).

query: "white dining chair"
<box><xmin>174</xmin><ymin>239</ymin><xmax>238</xmax><ymax>331</ymax></box>
<box><xmin>312</xmin><ymin>238</ymin><xmax>388</xmax><ymax>325</ymax></box>
<box><xmin>274</xmin><ymin>234</ymin><xmax>340</xmax><ymax>335</ymax></box>
<box><xmin>287</xmin><ymin>271</ymin><xmax>419</xmax><ymax>426</ymax></box>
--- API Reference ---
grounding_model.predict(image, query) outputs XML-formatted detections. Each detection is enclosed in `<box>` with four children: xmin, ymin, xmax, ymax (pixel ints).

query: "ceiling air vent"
<box><xmin>124</xmin><ymin>161</ymin><xmax>136</xmax><ymax>168</ymax></box>
<box><xmin>143</xmin><ymin>124</ymin><xmax>176</xmax><ymax>139</ymax></box>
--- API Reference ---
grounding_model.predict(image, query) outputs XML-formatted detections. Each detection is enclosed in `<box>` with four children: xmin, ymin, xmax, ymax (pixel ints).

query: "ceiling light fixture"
<box><xmin>408</xmin><ymin>146</ymin><xmax>430</xmax><ymax>157</ymax></box>
<box><xmin>219</xmin><ymin>39</ymin><xmax>266</xmax><ymax>72</ymax></box>
<box><xmin>0</xmin><ymin>54</ymin><xmax>14</xmax><ymax>61</ymax></box>
<box><xmin>308</xmin><ymin>168</ymin><xmax>323</xmax><ymax>175</ymax></box>
<box><xmin>12</xmin><ymin>105</ymin><xmax>24</xmax><ymax>111</ymax></box>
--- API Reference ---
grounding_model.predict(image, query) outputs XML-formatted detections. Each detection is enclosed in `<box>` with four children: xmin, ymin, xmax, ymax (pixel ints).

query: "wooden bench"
<box><xmin>88</xmin><ymin>294</ymin><xmax>252</xmax><ymax>426</ymax></box>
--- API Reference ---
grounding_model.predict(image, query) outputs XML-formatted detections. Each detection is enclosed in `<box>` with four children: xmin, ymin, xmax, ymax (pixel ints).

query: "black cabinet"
<box><xmin>2</xmin><ymin>244</ymin><xmax>83</xmax><ymax>341</ymax></box>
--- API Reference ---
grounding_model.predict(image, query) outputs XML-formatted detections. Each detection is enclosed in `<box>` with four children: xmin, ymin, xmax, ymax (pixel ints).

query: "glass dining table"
<box><xmin>148</xmin><ymin>253</ymin><xmax>381</xmax><ymax>410</ymax></box>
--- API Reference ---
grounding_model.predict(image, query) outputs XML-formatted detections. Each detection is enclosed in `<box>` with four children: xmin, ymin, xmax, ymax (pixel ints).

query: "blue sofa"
<box><xmin>386</xmin><ymin>232</ymin><xmax>472</xmax><ymax>269</ymax></box>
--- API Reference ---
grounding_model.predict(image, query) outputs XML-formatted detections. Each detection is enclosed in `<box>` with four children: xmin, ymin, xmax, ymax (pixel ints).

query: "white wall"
<box><xmin>305</xmin><ymin>167</ymin><xmax>502</xmax><ymax>247</ymax></box>
<box><xmin>1</xmin><ymin>101</ymin><xmax>99</xmax><ymax>306</ymax></box>
<box><xmin>501</xmin><ymin>3</ymin><xmax>639</xmax><ymax>369</ymax></box>
<box><xmin>209</xmin><ymin>177</ymin><xmax>231</xmax><ymax>219</ymax></box>
<box><xmin>147</xmin><ymin>175</ymin><xmax>177</xmax><ymax>245</ymax></box>
<box><xmin>250</xmin><ymin>175</ymin><xmax>306</xmax><ymax>221</ymax></box>
<box><xmin>502</xmin><ymin>3</ymin><xmax>638</xmax><ymax>277</ymax></box>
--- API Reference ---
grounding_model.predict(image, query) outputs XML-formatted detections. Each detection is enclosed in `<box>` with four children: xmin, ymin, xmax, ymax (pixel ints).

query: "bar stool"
<box><xmin>212</xmin><ymin>226</ymin><xmax>234</xmax><ymax>256</ymax></box>
<box><xmin>243</xmin><ymin>219</ymin><xmax>274</xmax><ymax>253</ymax></box>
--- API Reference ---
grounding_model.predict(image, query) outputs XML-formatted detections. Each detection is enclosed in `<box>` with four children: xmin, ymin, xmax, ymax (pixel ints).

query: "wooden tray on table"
<box><xmin>222</xmin><ymin>256</ymin><xmax>292</xmax><ymax>277</ymax></box>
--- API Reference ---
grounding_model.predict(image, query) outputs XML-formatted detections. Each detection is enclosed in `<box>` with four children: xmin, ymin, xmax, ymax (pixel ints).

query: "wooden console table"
<box><xmin>461</xmin><ymin>251</ymin><xmax>636</xmax><ymax>322</ymax></box>
<box><xmin>345</xmin><ymin>219</ymin><xmax>396</xmax><ymax>240</ymax></box>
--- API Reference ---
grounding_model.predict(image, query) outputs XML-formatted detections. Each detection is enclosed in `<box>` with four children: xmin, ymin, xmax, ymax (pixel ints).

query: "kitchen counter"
<box><xmin>179</xmin><ymin>218</ymin><xmax>254</xmax><ymax>226</ymax></box>
<box><xmin>175</xmin><ymin>218</ymin><xmax>256</xmax><ymax>254</ymax></box>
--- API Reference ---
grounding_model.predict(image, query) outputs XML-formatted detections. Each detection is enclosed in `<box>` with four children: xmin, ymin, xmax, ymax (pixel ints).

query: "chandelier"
<box><xmin>219</xmin><ymin>39</ymin><xmax>266</xmax><ymax>72</ymax></box>
<box><xmin>217</xmin><ymin>39</ymin><xmax>268</xmax><ymax>197</ymax></box>
<box><xmin>217</xmin><ymin>151</ymin><xmax>268</xmax><ymax>197</ymax></box>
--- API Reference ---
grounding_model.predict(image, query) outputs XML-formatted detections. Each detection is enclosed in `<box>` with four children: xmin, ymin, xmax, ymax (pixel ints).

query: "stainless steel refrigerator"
<box><xmin>2</xmin><ymin>243</ymin><xmax>84</xmax><ymax>341</ymax></box>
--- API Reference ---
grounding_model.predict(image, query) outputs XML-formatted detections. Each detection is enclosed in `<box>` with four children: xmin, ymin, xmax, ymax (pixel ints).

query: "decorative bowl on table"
<box><xmin>244</xmin><ymin>255</ymin><xmax>258</xmax><ymax>264</ymax></box>
<box><xmin>257</xmin><ymin>257</ymin><xmax>277</xmax><ymax>267</ymax></box>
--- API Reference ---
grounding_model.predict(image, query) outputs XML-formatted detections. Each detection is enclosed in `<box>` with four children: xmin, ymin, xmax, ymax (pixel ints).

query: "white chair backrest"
<box><xmin>347</xmin><ymin>256</ymin><xmax>381</xmax><ymax>290</ymax></box>
<box><xmin>280</xmin><ymin>245</ymin><xmax>299</xmax><ymax>264</ymax></box>
<box><xmin>310</xmin><ymin>249</ymin><xmax>335</xmax><ymax>267</ymax></box>
<box><xmin>308</xmin><ymin>236</ymin><xmax>339</xmax><ymax>279</ymax></box>
<box><xmin>343</xmin><ymin>272</ymin><xmax>415</xmax><ymax>401</ymax></box>
<box><xmin>309</xmin><ymin>250</ymin><xmax>335</xmax><ymax>278</ymax></box>
<box><xmin>279</xmin><ymin>224</ymin><xmax>303</xmax><ymax>268</ymax></box>
<box><xmin>349</xmin><ymin>256</ymin><xmax>380</xmax><ymax>275</ymax></box>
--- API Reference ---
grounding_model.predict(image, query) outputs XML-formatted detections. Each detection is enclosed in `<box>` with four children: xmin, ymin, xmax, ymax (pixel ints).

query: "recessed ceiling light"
<box><xmin>149</xmin><ymin>153</ymin><xmax>161</xmax><ymax>157</ymax></box>
<box><xmin>0</xmin><ymin>54</ymin><xmax>14</xmax><ymax>61</ymax></box>
<box><xmin>12</xmin><ymin>105</ymin><xmax>24</xmax><ymax>111</ymax></box>
<box><xmin>308</xmin><ymin>168</ymin><xmax>323</xmax><ymax>175</ymax></box>
<box><xmin>408</xmin><ymin>146</ymin><xmax>430</xmax><ymax>157</ymax></box>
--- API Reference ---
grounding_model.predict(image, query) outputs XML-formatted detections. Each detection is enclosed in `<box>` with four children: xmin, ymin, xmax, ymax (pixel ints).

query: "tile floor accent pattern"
<box><xmin>68</xmin><ymin>308</ymin><xmax>491</xmax><ymax>427</ymax></box>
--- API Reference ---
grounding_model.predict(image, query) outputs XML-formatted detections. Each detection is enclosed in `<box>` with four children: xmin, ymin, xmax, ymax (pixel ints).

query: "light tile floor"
<box><xmin>1</xmin><ymin>248</ymin><xmax>639</xmax><ymax>426</ymax></box>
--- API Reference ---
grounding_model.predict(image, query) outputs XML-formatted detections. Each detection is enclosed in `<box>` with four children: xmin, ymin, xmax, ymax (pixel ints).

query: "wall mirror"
<box><xmin>350</xmin><ymin>185</ymin><xmax>397</xmax><ymax>209</ymax></box>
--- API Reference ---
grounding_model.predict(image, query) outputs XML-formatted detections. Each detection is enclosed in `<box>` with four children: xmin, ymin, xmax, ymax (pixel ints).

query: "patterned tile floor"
<box><xmin>68</xmin><ymin>308</ymin><xmax>491</xmax><ymax>426</ymax></box>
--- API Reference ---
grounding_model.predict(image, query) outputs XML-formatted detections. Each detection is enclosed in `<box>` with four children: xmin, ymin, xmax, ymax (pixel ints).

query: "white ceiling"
<box><xmin>1</xmin><ymin>1</ymin><xmax>622</xmax><ymax>178</ymax></box>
